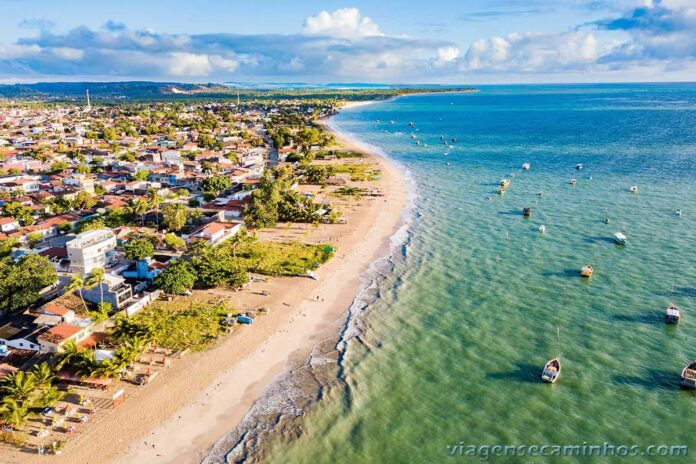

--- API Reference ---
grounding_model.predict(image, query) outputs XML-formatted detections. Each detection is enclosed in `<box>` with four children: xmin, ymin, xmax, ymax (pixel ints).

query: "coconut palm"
<box><xmin>67</xmin><ymin>274</ymin><xmax>88</xmax><ymax>313</ymax></box>
<box><xmin>32</xmin><ymin>362</ymin><xmax>55</xmax><ymax>388</ymax></box>
<box><xmin>55</xmin><ymin>340</ymin><xmax>83</xmax><ymax>370</ymax></box>
<box><xmin>1</xmin><ymin>371</ymin><xmax>36</xmax><ymax>401</ymax></box>
<box><xmin>0</xmin><ymin>398</ymin><xmax>32</xmax><ymax>431</ymax></box>
<box><xmin>90</xmin><ymin>358</ymin><xmax>126</xmax><ymax>379</ymax></box>
<box><xmin>126</xmin><ymin>198</ymin><xmax>149</xmax><ymax>225</ymax></box>
<box><xmin>85</xmin><ymin>267</ymin><xmax>106</xmax><ymax>307</ymax></box>
<box><xmin>146</xmin><ymin>188</ymin><xmax>163</xmax><ymax>228</ymax></box>
<box><xmin>36</xmin><ymin>385</ymin><xmax>64</xmax><ymax>409</ymax></box>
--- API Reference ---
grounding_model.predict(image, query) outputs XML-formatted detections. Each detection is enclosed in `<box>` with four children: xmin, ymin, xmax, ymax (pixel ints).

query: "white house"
<box><xmin>66</xmin><ymin>229</ymin><xmax>117</xmax><ymax>275</ymax></box>
<box><xmin>0</xmin><ymin>217</ymin><xmax>20</xmax><ymax>233</ymax></box>
<box><xmin>184</xmin><ymin>221</ymin><xmax>242</xmax><ymax>245</ymax></box>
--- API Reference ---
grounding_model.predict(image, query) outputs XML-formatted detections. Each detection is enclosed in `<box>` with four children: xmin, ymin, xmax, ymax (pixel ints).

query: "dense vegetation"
<box><xmin>0</xmin><ymin>255</ymin><xmax>58</xmax><ymax>313</ymax></box>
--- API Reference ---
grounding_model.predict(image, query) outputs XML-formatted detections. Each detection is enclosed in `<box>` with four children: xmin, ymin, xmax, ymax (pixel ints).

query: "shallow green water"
<box><xmin>267</xmin><ymin>84</ymin><xmax>696</xmax><ymax>463</ymax></box>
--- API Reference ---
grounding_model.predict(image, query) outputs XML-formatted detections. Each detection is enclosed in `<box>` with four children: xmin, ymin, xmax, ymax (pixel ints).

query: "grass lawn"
<box><xmin>120</xmin><ymin>300</ymin><xmax>233</xmax><ymax>351</ymax></box>
<box><xmin>225</xmin><ymin>240</ymin><xmax>334</xmax><ymax>276</ymax></box>
<box><xmin>332</xmin><ymin>163</ymin><xmax>381</xmax><ymax>181</ymax></box>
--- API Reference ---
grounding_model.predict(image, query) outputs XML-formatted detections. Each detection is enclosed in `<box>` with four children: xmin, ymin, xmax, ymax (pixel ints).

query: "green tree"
<box><xmin>67</xmin><ymin>274</ymin><xmax>88</xmax><ymax>313</ymax></box>
<box><xmin>163</xmin><ymin>233</ymin><xmax>186</xmax><ymax>251</ymax></box>
<box><xmin>134</xmin><ymin>169</ymin><xmax>150</xmax><ymax>181</ymax></box>
<box><xmin>72</xmin><ymin>191</ymin><xmax>95</xmax><ymax>210</ymax></box>
<box><xmin>146</xmin><ymin>188</ymin><xmax>163</xmax><ymax>228</ymax></box>
<box><xmin>154</xmin><ymin>259</ymin><xmax>196</xmax><ymax>295</ymax></box>
<box><xmin>1</xmin><ymin>371</ymin><xmax>36</xmax><ymax>400</ymax></box>
<box><xmin>191</xmin><ymin>247</ymin><xmax>248</xmax><ymax>289</ymax></box>
<box><xmin>0</xmin><ymin>398</ymin><xmax>32</xmax><ymax>431</ymax></box>
<box><xmin>201</xmin><ymin>175</ymin><xmax>231</xmax><ymax>195</ymax></box>
<box><xmin>126</xmin><ymin>198</ymin><xmax>149</xmax><ymax>225</ymax></box>
<box><xmin>32</xmin><ymin>363</ymin><xmax>55</xmax><ymax>389</ymax></box>
<box><xmin>0</xmin><ymin>255</ymin><xmax>58</xmax><ymax>313</ymax></box>
<box><xmin>2</xmin><ymin>202</ymin><xmax>34</xmax><ymax>225</ymax></box>
<box><xmin>162</xmin><ymin>203</ymin><xmax>188</xmax><ymax>231</ymax></box>
<box><xmin>26</xmin><ymin>232</ymin><xmax>43</xmax><ymax>249</ymax></box>
<box><xmin>85</xmin><ymin>267</ymin><xmax>105</xmax><ymax>307</ymax></box>
<box><xmin>123</xmin><ymin>238</ymin><xmax>155</xmax><ymax>261</ymax></box>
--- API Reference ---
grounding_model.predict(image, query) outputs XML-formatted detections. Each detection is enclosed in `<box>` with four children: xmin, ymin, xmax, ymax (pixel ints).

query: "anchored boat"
<box><xmin>522</xmin><ymin>162</ymin><xmax>530</xmax><ymax>170</ymax></box>
<box><xmin>542</xmin><ymin>358</ymin><xmax>561</xmax><ymax>383</ymax></box>
<box><xmin>680</xmin><ymin>361</ymin><xmax>696</xmax><ymax>389</ymax></box>
<box><xmin>522</xmin><ymin>207</ymin><xmax>532</xmax><ymax>217</ymax></box>
<box><xmin>665</xmin><ymin>305</ymin><xmax>681</xmax><ymax>324</ymax></box>
<box><xmin>580</xmin><ymin>265</ymin><xmax>593</xmax><ymax>277</ymax></box>
<box><xmin>614</xmin><ymin>232</ymin><xmax>627</xmax><ymax>245</ymax></box>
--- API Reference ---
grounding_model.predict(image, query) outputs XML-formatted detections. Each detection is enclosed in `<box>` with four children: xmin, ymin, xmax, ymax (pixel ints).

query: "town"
<box><xmin>0</xmin><ymin>95</ymin><xmax>383</xmax><ymax>455</ymax></box>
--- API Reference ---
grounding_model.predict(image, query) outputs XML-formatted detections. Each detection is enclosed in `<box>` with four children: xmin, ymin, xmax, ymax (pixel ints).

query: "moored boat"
<box><xmin>522</xmin><ymin>162</ymin><xmax>530</xmax><ymax>170</ymax></box>
<box><xmin>522</xmin><ymin>207</ymin><xmax>532</xmax><ymax>217</ymax></box>
<box><xmin>500</xmin><ymin>179</ymin><xmax>511</xmax><ymax>188</ymax></box>
<box><xmin>614</xmin><ymin>232</ymin><xmax>627</xmax><ymax>245</ymax></box>
<box><xmin>630</xmin><ymin>185</ymin><xmax>638</xmax><ymax>193</ymax></box>
<box><xmin>542</xmin><ymin>358</ymin><xmax>561</xmax><ymax>383</ymax></box>
<box><xmin>665</xmin><ymin>305</ymin><xmax>681</xmax><ymax>324</ymax></box>
<box><xmin>580</xmin><ymin>264</ymin><xmax>593</xmax><ymax>277</ymax></box>
<box><xmin>569</xmin><ymin>179</ymin><xmax>577</xmax><ymax>185</ymax></box>
<box><xmin>538</xmin><ymin>225</ymin><xmax>546</xmax><ymax>233</ymax></box>
<box><xmin>576</xmin><ymin>163</ymin><xmax>584</xmax><ymax>170</ymax></box>
<box><xmin>680</xmin><ymin>361</ymin><xmax>696</xmax><ymax>389</ymax></box>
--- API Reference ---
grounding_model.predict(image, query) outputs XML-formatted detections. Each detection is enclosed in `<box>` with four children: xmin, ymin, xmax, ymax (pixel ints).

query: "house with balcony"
<box><xmin>66</xmin><ymin>229</ymin><xmax>117</xmax><ymax>275</ymax></box>
<box><xmin>81</xmin><ymin>273</ymin><xmax>133</xmax><ymax>310</ymax></box>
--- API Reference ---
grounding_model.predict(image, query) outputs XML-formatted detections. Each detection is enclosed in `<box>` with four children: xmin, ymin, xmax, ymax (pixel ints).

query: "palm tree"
<box><xmin>126</xmin><ymin>198</ymin><xmax>149</xmax><ymax>225</ymax></box>
<box><xmin>146</xmin><ymin>188</ymin><xmax>163</xmax><ymax>228</ymax></box>
<box><xmin>90</xmin><ymin>359</ymin><xmax>126</xmax><ymax>379</ymax></box>
<box><xmin>1</xmin><ymin>371</ymin><xmax>36</xmax><ymax>401</ymax></box>
<box><xmin>36</xmin><ymin>385</ymin><xmax>64</xmax><ymax>409</ymax></box>
<box><xmin>32</xmin><ymin>362</ymin><xmax>55</xmax><ymax>388</ymax></box>
<box><xmin>55</xmin><ymin>340</ymin><xmax>83</xmax><ymax>370</ymax></box>
<box><xmin>67</xmin><ymin>274</ymin><xmax>88</xmax><ymax>313</ymax></box>
<box><xmin>85</xmin><ymin>267</ymin><xmax>106</xmax><ymax>307</ymax></box>
<box><xmin>0</xmin><ymin>398</ymin><xmax>32</xmax><ymax>431</ymax></box>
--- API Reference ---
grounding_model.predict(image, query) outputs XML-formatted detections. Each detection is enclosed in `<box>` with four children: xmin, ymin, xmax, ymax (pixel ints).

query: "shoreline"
<box><xmin>4</xmin><ymin>103</ymin><xmax>408</xmax><ymax>464</ymax></box>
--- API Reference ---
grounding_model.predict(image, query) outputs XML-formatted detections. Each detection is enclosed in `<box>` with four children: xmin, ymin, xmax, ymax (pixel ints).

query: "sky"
<box><xmin>0</xmin><ymin>0</ymin><xmax>694</xmax><ymax>84</ymax></box>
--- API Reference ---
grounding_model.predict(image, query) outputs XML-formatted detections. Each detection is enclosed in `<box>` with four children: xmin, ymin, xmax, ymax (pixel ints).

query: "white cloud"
<box><xmin>303</xmin><ymin>8</ymin><xmax>383</xmax><ymax>39</ymax></box>
<box><xmin>437</xmin><ymin>46</ymin><xmax>460</xmax><ymax>62</ymax></box>
<box><xmin>462</xmin><ymin>31</ymin><xmax>601</xmax><ymax>72</ymax></box>
<box><xmin>52</xmin><ymin>47</ymin><xmax>84</xmax><ymax>61</ymax></box>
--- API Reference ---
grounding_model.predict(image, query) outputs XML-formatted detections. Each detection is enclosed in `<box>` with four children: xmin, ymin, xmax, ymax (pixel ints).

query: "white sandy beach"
<box><xmin>5</xmin><ymin>110</ymin><xmax>407</xmax><ymax>464</ymax></box>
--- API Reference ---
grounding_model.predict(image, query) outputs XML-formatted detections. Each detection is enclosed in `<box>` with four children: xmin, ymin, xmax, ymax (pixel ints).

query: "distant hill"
<box><xmin>0</xmin><ymin>81</ymin><xmax>476</xmax><ymax>102</ymax></box>
<box><xmin>0</xmin><ymin>81</ymin><xmax>232</xmax><ymax>100</ymax></box>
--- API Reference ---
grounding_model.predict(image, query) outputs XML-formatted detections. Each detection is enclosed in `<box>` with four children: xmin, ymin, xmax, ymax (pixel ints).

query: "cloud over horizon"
<box><xmin>0</xmin><ymin>3</ymin><xmax>694</xmax><ymax>83</ymax></box>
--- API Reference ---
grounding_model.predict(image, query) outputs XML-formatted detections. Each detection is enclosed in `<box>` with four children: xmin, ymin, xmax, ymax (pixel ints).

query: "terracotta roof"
<box><xmin>40</xmin><ymin>304</ymin><xmax>72</xmax><ymax>316</ymax></box>
<box><xmin>37</xmin><ymin>323</ymin><xmax>84</xmax><ymax>344</ymax></box>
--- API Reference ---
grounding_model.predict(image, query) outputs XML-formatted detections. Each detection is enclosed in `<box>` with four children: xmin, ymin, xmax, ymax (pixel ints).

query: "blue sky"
<box><xmin>0</xmin><ymin>0</ymin><xmax>694</xmax><ymax>83</ymax></box>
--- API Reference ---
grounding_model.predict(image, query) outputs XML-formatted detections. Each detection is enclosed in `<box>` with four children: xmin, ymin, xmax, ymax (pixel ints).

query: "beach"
<box><xmin>5</xmin><ymin>103</ymin><xmax>407</xmax><ymax>464</ymax></box>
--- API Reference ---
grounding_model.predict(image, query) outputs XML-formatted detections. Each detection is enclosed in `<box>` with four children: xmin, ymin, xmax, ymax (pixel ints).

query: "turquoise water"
<box><xmin>268</xmin><ymin>84</ymin><xmax>696</xmax><ymax>462</ymax></box>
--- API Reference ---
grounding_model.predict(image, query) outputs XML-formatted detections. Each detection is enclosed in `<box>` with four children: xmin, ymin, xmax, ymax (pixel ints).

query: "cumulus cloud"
<box><xmin>0</xmin><ymin>4</ymin><xmax>694</xmax><ymax>82</ymax></box>
<box><xmin>303</xmin><ymin>8</ymin><xmax>383</xmax><ymax>39</ymax></box>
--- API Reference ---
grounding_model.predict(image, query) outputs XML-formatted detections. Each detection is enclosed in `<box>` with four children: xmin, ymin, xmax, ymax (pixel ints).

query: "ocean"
<box><xmin>216</xmin><ymin>84</ymin><xmax>696</xmax><ymax>463</ymax></box>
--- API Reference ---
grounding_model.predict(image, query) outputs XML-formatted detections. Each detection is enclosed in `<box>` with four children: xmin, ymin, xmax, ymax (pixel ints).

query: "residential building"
<box><xmin>66</xmin><ymin>229</ymin><xmax>117</xmax><ymax>275</ymax></box>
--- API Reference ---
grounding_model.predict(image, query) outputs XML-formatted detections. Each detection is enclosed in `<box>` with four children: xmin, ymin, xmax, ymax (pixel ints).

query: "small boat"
<box><xmin>408</xmin><ymin>121</ymin><xmax>414</xmax><ymax>127</ymax></box>
<box><xmin>451</xmin><ymin>137</ymin><xmax>457</xmax><ymax>142</ymax></box>
<box><xmin>680</xmin><ymin>361</ymin><xmax>696</xmax><ymax>389</ymax></box>
<box><xmin>603</xmin><ymin>218</ymin><xmax>610</xmax><ymax>224</ymax></box>
<box><xmin>576</xmin><ymin>163</ymin><xmax>584</xmax><ymax>170</ymax></box>
<box><xmin>411</xmin><ymin>134</ymin><xmax>416</xmax><ymax>139</ymax></box>
<box><xmin>500</xmin><ymin>179</ymin><xmax>511</xmax><ymax>188</ymax></box>
<box><xmin>630</xmin><ymin>185</ymin><xmax>638</xmax><ymax>193</ymax></box>
<box><xmin>444</xmin><ymin>141</ymin><xmax>448</xmax><ymax>146</ymax></box>
<box><xmin>307</xmin><ymin>271</ymin><xmax>320</xmax><ymax>280</ymax></box>
<box><xmin>614</xmin><ymin>232</ymin><xmax>627</xmax><ymax>245</ymax></box>
<box><xmin>569</xmin><ymin>179</ymin><xmax>577</xmax><ymax>185</ymax></box>
<box><xmin>665</xmin><ymin>305</ymin><xmax>681</xmax><ymax>324</ymax></box>
<box><xmin>236</xmin><ymin>315</ymin><xmax>254</xmax><ymax>324</ymax></box>
<box><xmin>538</xmin><ymin>190</ymin><xmax>543</xmax><ymax>197</ymax></box>
<box><xmin>676</xmin><ymin>209</ymin><xmax>682</xmax><ymax>217</ymax></box>
<box><xmin>522</xmin><ymin>207</ymin><xmax>532</xmax><ymax>217</ymax></box>
<box><xmin>580</xmin><ymin>264</ymin><xmax>593</xmax><ymax>277</ymax></box>
<box><xmin>415</xmin><ymin>141</ymin><xmax>421</xmax><ymax>145</ymax></box>
<box><xmin>538</xmin><ymin>225</ymin><xmax>546</xmax><ymax>233</ymax></box>
<box><xmin>497</xmin><ymin>187</ymin><xmax>506</xmax><ymax>195</ymax></box>
<box><xmin>541</xmin><ymin>358</ymin><xmax>561</xmax><ymax>383</ymax></box>
<box><xmin>522</xmin><ymin>162</ymin><xmax>530</xmax><ymax>170</ymax></box>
